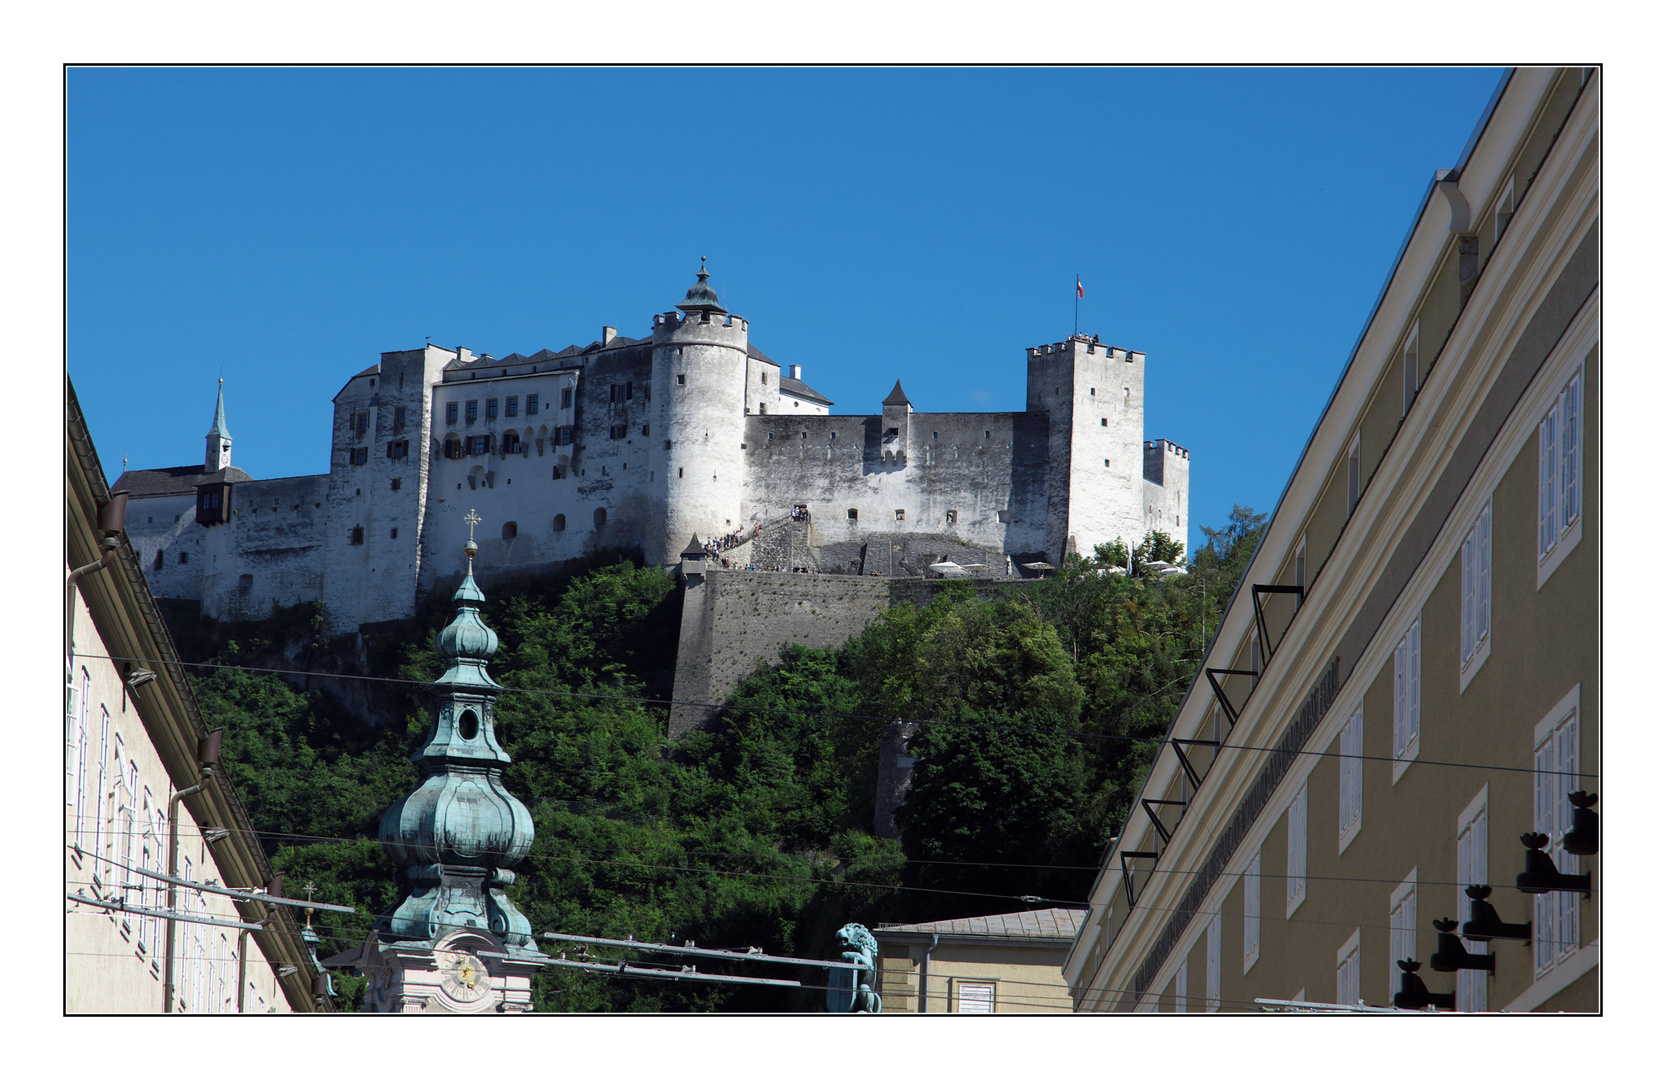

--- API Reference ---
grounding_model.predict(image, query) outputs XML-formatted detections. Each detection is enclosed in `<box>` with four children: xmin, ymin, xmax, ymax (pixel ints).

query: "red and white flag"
<box><xmin>1077</xmin><ymin>277</ymin><xmax>1084</xmax><ymax>298</ymax></box>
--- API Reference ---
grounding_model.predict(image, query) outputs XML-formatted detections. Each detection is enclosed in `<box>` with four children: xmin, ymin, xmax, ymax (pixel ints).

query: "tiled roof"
<box><xmin>113</xmin><ymin>465</ymin><xmax>212</xmax><ymax>497</ymax></box>
<box><xmin>876</xmin><ymin>907</ymin><xmax>1086</xmax><ymax>940</ymax></box>
<box><xmin>747</xmin><ymin>343</ymin><xmax>780</xmax><ymax>366</ymax></box>
<box><xmin>780</xmin><ymin>376</ymin><xmax>832</xmax><ymax>406</ymax></box>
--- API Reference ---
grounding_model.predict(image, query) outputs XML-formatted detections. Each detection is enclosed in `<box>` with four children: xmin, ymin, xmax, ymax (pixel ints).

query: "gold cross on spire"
<box><xmin>464</xmin><ymin>509</ymin><xmax>481</xmax><ymax>541</ymax></box>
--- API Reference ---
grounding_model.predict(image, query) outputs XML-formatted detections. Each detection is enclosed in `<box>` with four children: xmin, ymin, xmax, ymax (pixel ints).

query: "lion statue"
<box><xmin>826</xmin><ymin>922</ymin><xmax>881</xmax><ymax>1013</ymax></box>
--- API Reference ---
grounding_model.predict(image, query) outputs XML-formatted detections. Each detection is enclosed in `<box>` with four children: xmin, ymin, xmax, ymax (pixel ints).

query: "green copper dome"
<box><xmin>675</xmin><ymin>256</ymin><xmax>727</xmax><ymax>315</ymax></box>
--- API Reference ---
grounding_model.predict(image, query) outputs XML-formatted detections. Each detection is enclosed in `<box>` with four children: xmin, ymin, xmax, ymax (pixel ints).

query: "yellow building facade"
<box><xmin>1066</xmin><ymin>67</ymin><xmax>1598</xmax><ymax>1014</ymax></box>
<box><xmin>877</xmin><ymin>908</ymin><xmax>1083</xmax><ymax>1013</ymax></box>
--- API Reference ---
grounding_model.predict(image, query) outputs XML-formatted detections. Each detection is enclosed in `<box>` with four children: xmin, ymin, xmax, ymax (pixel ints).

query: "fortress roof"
<box><xmin>113</xmin><ymin>464</ymin><xmax>216</xmax><ymax>497</ymax></box>
<box><xmin>780</xmin><ymin>375</ymin><xmax>831</xmax><ymax>407</ymax></box>
<box><xmin>882</xmin><ymin>380</ymin><xmax>912</xmax><ymax>407</ymax></box>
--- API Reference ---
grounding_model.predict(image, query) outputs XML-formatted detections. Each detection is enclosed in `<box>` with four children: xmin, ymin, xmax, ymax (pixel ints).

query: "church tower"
<box><xmin>359</xmin><ymin>518</ymin><xmax>543</xmax><ymax>1012</ymax></box>
<box><xmin>205</xmin><ymin>379</ymin><xmax>232</xmax><ymax>471</ymax></box>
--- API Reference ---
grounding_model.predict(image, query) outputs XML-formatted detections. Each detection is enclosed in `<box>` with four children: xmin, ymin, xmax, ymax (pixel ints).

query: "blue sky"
<box><xmin>68</xmin><ymin>66</ymin><xmax>1504</xmax><ymax>555</ymax></box>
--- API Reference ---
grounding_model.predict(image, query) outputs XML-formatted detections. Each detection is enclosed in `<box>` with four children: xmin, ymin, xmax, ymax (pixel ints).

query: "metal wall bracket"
<box><xmin>1251</xmin><ymin>584</ymin><xmax>1306</xmax><ymax>661</ymax></box>
<box><xmin>1169</xmin><ymin>738</ymin><xmax>1218</xmax><ymax>791</ymax></box>
<box><xmin>1204</xmin><ymin>668</ymin><xmax>1257</xmax><ymax>728</ymax></box>
<box><xmin>1140</xmin><ymin>799</ymin><xmax>1188</xmax><ymax>846</ymax></box>
<box><xmin>1120</xmin><ymin>851</ymin><xmax>1159</xmax><ymax>908</ymax></box>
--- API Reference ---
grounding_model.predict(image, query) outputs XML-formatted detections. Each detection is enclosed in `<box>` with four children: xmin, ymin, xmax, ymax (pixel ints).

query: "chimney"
<box><xmin>603</xmin><ymin>326</ymin><xmax>617</xmax><ymax>346</ymax></box>
<box><xmin>457</xmin><ymin>347</ymin><xmax>473</xmax><ymax>363</ymax></box>
<box><xmin>789</xmin><ymin>364</ymin><xmax>802</xmax><ymax>380</ymax></box>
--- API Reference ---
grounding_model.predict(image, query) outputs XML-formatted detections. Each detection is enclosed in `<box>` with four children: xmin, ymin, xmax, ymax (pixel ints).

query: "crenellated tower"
<box><xmin>360</xmin><ymin>521</ymin><xmax>542</xmax><ymax>1012</ymax></box>
<box><xmin>648</xmin><ymin>259</ymin><xmax>751</xmax><ymax>565</ymax></box>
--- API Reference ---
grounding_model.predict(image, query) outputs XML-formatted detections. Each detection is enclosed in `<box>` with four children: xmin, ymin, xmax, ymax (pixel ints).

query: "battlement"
<box><xmin>1025</xmin><ymin>338</ymin><xmax>1145</xmax><ymax>363</ymax></box>
<box><xmin>652</xmin><ymin>310</ymin><xmax>749</xmax><ymax>332</ymax></box>
<box><xmin>1145</xmin><ymin>438</ymin><xmax>1190</xmax><ymax>460</ymax></box>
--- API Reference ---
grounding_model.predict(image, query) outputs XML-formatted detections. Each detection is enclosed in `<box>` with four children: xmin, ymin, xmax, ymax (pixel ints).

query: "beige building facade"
<box><xmin>876</xmin><ymin>908</ymin><xmax>1083</xmax><ymax>1013</ymax></box>
<box><xmin>1065</xmin><ymin>67</ymin><xmax>1598</xmax><ymax>1014</ymax></box>
<box><xmin>67</xmin><ymin>376</ymin><xmax>325</xmax><ymax>1013</ymax></box>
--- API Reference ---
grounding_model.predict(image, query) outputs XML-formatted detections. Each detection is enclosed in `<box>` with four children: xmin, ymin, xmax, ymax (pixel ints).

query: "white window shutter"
<box><xmin>1461</xmin><ymin>530</ymin><xmax>1475</xmax><ymax>663</ymax></box>
<box><xmin>1478</xmin><ymin>503</ymin><xmax>1491</xmax><ymax>643</ymax></box>
<box><xmin>1408</xmin><ymin>621</ymin><xmax>1421</xmax><ymax>748</ymax></box>
<box><xmin>1562</xmin><ymin>376</ymin><xmax>1580</xmax><ymax>527</ymax></box>
<box><xmin>1393</xmin><ymin>641</ymin><xmax>1407</xmax><ymax>756</ymax></box>
<box><xmin>1539</xmin><ymin>412</ymin><xmax>1558</xmax><ymax>556</ymax></box>
<box><xmin>1288</xmin><ymin>785</ymin><xmax>1308</xmax><ymax>911</ymax></box>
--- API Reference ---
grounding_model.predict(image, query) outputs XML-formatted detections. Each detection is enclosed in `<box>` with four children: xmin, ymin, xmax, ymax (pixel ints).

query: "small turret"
<box><xmin>676</xmin><ymin>255</ymin><xmax>727</xmax><ymax>316</ymax></box>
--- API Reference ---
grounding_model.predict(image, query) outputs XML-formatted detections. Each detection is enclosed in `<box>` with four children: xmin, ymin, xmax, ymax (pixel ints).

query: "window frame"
<box><xmin>1339</xmin><ymin>703</ymin><xmax>1363</xmax><ymax>853</ymax></box>
<box><xmin>1537</xmin><ymin>369</ymin><xmax>1584</xmax><ymax>588</ymax></box>
<box><xmin>951</xmin><ymin>979</ymin><xmax>997</xmax><ymax>1013</ymax></box>
<box><xmin>1286</xmin><ymin>782</ymin><xmax>1308</xmax><ymax>916</ymax></box>
<box><xmin>466</xmin><ymin>400</ymin><xmax>479</xmax><ymax>422</ymax></box>
<box><xmin>1533</xmin><ymin>685</ymin><xmax>1581</xmax><ymax>977</ymax></box>
<box><xmin>1388</xmin><ymin>868</ymin><xmax>1418</xmax><ymax>1001</ymax></box>
<box><xmin>527</xmin><ymin>393</ymin><xmax>539</xmax><ymax>415</ymax></box>
<box><xmin>446</xmin><ymin>401</ymin><xmax>459</xmax><ymax>424</ymax></box>
<box><xmin>1456</xmin><ymin>784</ymin><xmax>1490</xmax><ymax>1012</ymax></box>
<box><xmin>1336</xmin><ymin>928</ymin><xmax>1361</xmax><ymax>1008</ymax></box>
<box><xmin>1460</xmin><ymin>497</ymin><xmax>1493</xmax><ymax>691</ymax></box>
<box><xmin>1243</xmin><ymin>852</ymin><xmax>1261</xmax><ymax>973</ymax></box>
<box><xmin>1392</xmin><ymin>615</ymin><xmax>1421</xmax><ymax>782</ymax></box>
<box><xmin>486</xmin><ymin>398</ymin><xmax>499</xmax><ymax>420</ymax></box>
<box><xmin>505</xmin><ymin>395</ymin><xmax>519</xmax><ymax>418</ymax></box>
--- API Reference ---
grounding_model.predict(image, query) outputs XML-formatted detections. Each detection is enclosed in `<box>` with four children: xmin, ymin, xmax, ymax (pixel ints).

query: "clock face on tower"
<box><xmin>439</xmin><ymin>949</ymin><xmax>490</xmax><ymax>1005</ymax></box>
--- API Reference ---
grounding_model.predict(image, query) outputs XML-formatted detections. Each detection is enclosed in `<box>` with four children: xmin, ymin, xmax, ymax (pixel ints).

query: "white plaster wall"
<box><xmin>650</xmin><ymin>311</ymin><xmax>750</xmax><ymax>565</ymax></box>
<box><xmin>125</xmin><ymin>494</ymin><xmax>205</xmax><ymax>601</ymax></box>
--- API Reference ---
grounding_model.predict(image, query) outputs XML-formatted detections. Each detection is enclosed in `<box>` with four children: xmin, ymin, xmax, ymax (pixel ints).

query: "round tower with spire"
<box><xmin>360</xmin><ymin>520</ymin><xmax>542</xmax><ymax>1012</ymax></box>
<box><xmin>648</xmin><ymin>258</ymin><xmax>751</xmax><ymax>566</ymax></box>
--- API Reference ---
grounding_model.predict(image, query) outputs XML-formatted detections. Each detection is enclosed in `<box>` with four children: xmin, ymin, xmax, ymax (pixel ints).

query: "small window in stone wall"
<box><xmin>349</xmin><ymin>526</ymin><xmax>364</xmax><ymax>545</ymax></box>
<box><xmin>677</xmin><ymin>375</ymin><xmax>685</xmax><ymax>386</ymax></box>
<box><xmin>554</xmin><ymin>514</ymin><xmax>566</xmax><ymax>532</ymax></box>
<box><xmin>502</xmin><ymin>521</ymin><xmax>518</xmax><ymax>540</ymax></box>
<box><xmin>486</xmin><ymin>399</ymin><xmax>499</xmax><ymax>420</ymax></box>
<box><xmin>562</xmin><ymin>387</ymin><xmax>573</xmax><ymax>407</ymax></box>
<box><xmin>1101</xmin><ymin>418</ymin><xmax>1108</xmax><ymax>427</ymax></box>
<box><xmin>594</xmin><ymin>508</ymin><xmax>607</xmax><ymax>529</ymax></box>
<box><xmin>179</xmin><ymin>552</ymin><xmax>189</xmax><ymax>564</ymax></box>
<box><xmin>895</xmin><ymin>509</ymin><xmax>905</xmax><ymax>521</ymax></box>
<box><xmin>466</xmin><ymin>400</ymin><xmax>479</xmax><ymax>422</ymax></box>
<box><xmin>238</xmin><ymin>574</ymin><xmax>253</xmax><ymax>592</ymax></box>
<box><xmin>946</xmin><ymin>510</ymin><xmax>957</xmax><ymax>525</ymax></box>
<box><xmin>391</xmin><ymin>477</ymin><xmax>401</xmax><ymax>491</ymax></box>
<box><xmin>154</xmin><ymin>550</ymin><xmax>164</xmax><ymax>571</ymax></box>
<box><xmin>390</xmin><ymin>528</ymin><xmax>398</xmax><ymax>539</ymax></box>
<box><xmin>527</xmin><ymin>393</ymin><xmax>540</xmax><ymax>415</ymax></box>
<box><xmin>446</xmin><ymin>402</ymin><xmax>458</xmax><ymax>424</ymax></box>
<box><xmin>997</xmin><ymin>509</ymin><xmax>1011</xmax><ymax>523</ymax></box>
<box><xmin>506</xmin><ymin>396</ymin><xmax>519</xmax><ymax>417</ymax></box>
<box><xmin>394</xmin><ymin>405</ymin><xmax>406</xmax><ymax>429</ymax></box>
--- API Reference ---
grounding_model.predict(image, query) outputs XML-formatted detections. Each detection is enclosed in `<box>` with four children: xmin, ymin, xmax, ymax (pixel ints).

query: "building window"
<box><xmin>527</xmin><ymin>393</ymin><xmax>540</xmax><ymax>415</ymax></box>
<box><xmin>154</xmin><ymin>549</ymin><xmax>165</xmax><ymax>571</ymax></box>
<box><xmin>1347</xmin><ymin>431</ymin><xmax>1361</xmax><ymax>516</ymax></box>
<box><xmin>560</xmin><ymin>426</ymin><xmax>574</xmax><ymax>445</ymax></box>
<box><xmin>1173</xmin><ymin>957</ymin><xmax>1187</xmax><ymax>1013</ymax></box>
<box><xmin>1494</xmin><ymin>176</ymin><xmax>1516</xmax><ymax>244</ymax></box>
<box><xmin>393</xmin><ymin>405</ymin><xmax>406</xmax><ymax>430</ymax></box>
<box><xmin>444</xmin><ymin>436</ymin><xmax>462</xmax><ymax>459</ymax></box>
<box><xmin>553</xmin><ymin>465</ymin><xmax>564</xmax><ymax>480</ymax></box>
<box><xmin>1335</xmin><ymin>929</ymin><xmax>1361</xmax><ymax>1008</ymax></box>
<box><xmin>594</xmin><ymin>508</ymin><xmax>607</xmax><ymax>529</ymax></box>
<box><xmin>1339</xmin><ymin>703</ymin><xmax>1363</xmax><ymax>851</ymax></box>
<box><xmin>997</xmin><ymin>509</ymin><xmax>1011</xmax><ymax>524</ymax></box>
<box><xmin>895</xmin><ymin>509</ymin><xmax>905</xmax><ymax>521</ymax></box>
<box><xmin>946</xmin><ymin>510</ymin><xmax>957</xmax><ymax>525</ymax></box>
<box><xmin>953</xmin><ymin>981</ymin><xmax>995</xmax><ymax>1013</ymax></box>
<box><xmin>676</xmin><ymin>375</ymin><xmax>685</xmax><ymax>386</ymax></box>
<box><xmin>1287</xmin><ymin>782</ymin><xmax>1307</xmax><ymax>915</ymax></box>
<box><xmin>179</xmin><ymin>552</ymin><xmax>188</xmax><ymax>564</ymax></box>
<box><xmin>1538</xmin><ymin>370</ymin><xmax>1583</xmax><ymax>578</ymax></box>
<box><xmin>1243</xmin><ymin>853</ymin><xmax>1261</xmax><ymax>973</ymax></box>
<box><xmin>1392</xmin><ymin>616</ymin><xmax>1421</xmax><ymax>777</ymax></box>
<box><xmin>1402</xmin><ymin>323</ymin><xmax>1420</xmax><ymax>416</ymax></box>
<box><xmin>446</xmin><ymin>402</ymin><xmax>458</xmax><ymax>424</ymax></box>
<box><xmin>677</xmin><ymin>468</ymin><xmax>683</xmax><ymax>479</ymax></box>
<box><xmin>353</xmin><ymin>411</ymin><xmax>369</xmax><ymax>435</ymax></box>
<box><xmin>389</xmin><ymin>527</ymin><xmax>398</xmax><ymax>540</ymax></box>
<box><xmin>506</xmin><ymin>395</ymin><xmax>519</xmax><ymax>417</ymax></box>
<box><xmin>1534</xmin><ymin>688</ymin><xmax>1581</xmax><ymax>975</ymax></box>
<box><xmin>1389</xmin><ymin>869</ymin><xmax>1418</xmax><ymax>999</ymax></box>
<box><xmin>1205</xmin><ymin>911</ymin><xmax>1221</xmax><ymax>1012</ymax></box>
<box><xmin>503</xmin><ymin>431</ymin><xmax>522</xmax><ymax>454</ymax></box>
<box><xmin>554</xmin><ymin>514</ymin><xmax>565</xmax><ymax>532</ymax></box>
<box><xmin>1460</xmin><ymin>498</ymin><xmax>1493</xmax><ymax>685</ymax></box>
<box><xmin>466</xmin><ymin>400</ymin><xmax>479</xmax><ymax>422</ymax></box>
<box><xmin>1456</xmin><ymin>786</ymin><xmax>1489</xmax><ymax>1012</ymax></box>
<box><xmin>562</xmin><ymin>387</ymin><xmax>574</xmax><ymax>407</ymax></box>
<box><xmin>391</xmin><ymin>477</ymin><xmax>401</xmax><ymax>491</ymax></box>
<box><xmin>470</xmin><ymin>435</ymin><xmax>491</xmax><ymax>456</ymax></box>
<box><xmin>502</xmin><ymin>521</ymin><xmax>518</xmax><ymax>540</ymax></box>
<box><xmin>610</xmin><ymin>424</ymin><xmax>627</xmax><ymax>440</ymax></box>
<box><xmin>238</xmin><ymin>573</ymin><xmax>253</xmax><ymax>593</ymax></box>
<box><xmin>486</xmin><ymin>398</ymin><xmax>499</xmax><ymax>420</ymax></box>
<box><xmin>388</xmin><ymin>439</ymin><xmax>409</xmax><ymax>459</ymax></box>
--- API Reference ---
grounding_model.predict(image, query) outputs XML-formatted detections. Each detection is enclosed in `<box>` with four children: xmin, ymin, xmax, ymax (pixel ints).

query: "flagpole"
<box><xmin>1074</xmin><ymin>274</ymin><xmax>1079</xmax><ymax>338</ymax></box>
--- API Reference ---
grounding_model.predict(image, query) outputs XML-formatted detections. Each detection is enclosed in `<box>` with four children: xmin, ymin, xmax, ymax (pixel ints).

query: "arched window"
<box><xmin>594</xmin><ymin>507</ymin><xmax>607</xmax><ymax>529</ymax></box>
<box><xmin>503</xmin><ymin>431</ymin><xmax>521</xmax><ymax>455</ymax></box>
<box><xmin>501</xmin><ymin>521</ymin><xmax>518</xmax><ymax>540</ymax></box>
<box><xmin>444</xmin><ymin>435</ymin><xmax>462</xmax><ymax>460</ymax></box>
<box><xmin>553</xmin><ymin>514</ymin><xmax>566</xmax><ymax>532</ymax></box>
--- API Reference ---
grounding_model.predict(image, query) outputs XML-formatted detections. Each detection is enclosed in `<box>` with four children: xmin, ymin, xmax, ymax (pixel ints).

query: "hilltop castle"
<box><xmin>117</xmin><ymin>263</ymin><xmax>1189</xmax><ymax>633</ymax></box>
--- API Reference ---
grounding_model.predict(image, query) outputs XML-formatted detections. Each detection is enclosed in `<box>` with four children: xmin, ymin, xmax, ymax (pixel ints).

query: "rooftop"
<box><xmin>876</xmin><ymin>907</ymin><xmax>1085</xmax><ymax>940</ymax></box>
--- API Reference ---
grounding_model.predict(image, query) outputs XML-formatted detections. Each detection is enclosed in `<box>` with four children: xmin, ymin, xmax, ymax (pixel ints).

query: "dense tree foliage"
<box><xmin>182</xmin><ymin>510</ymin><xmax>1266</xmax><ymax>1011</ymax></box>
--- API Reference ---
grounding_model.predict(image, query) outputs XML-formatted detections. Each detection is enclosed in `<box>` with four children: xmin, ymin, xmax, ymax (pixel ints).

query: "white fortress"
<box><xmin>118</xmin><ymin>264</ymin><xmax>1189</xmax><ymax>633</ymax></box>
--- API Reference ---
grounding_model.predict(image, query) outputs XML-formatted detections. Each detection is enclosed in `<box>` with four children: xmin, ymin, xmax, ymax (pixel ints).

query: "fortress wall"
<box><xmin>125</xmin><ymin>493</ymin><xmax>207</xmax><ymax>601</ymax></box>
<box><xmin>740</xmin><ymin>411</ymin><xmax>1051</xmax><ymax>561</ymax></box>
<box><xmin>668</xmin><ymin>569</ymin><xmax>894</xmax><ymax>737</ymax></box>
<box><xmin>202</xmin><ymin>474</ymin><xmax>330</xmax><ymax>620</ymax></box>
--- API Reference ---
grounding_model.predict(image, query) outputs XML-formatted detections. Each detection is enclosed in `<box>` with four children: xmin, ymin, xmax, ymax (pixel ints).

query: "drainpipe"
<box><xmin>163</xmin><ymin>766</ymin><xmax>216</xmax><ymax>1013</ymax></box>
<box><xmin>236</xmin><ymin>912</ymin><xmax>273</xmax><ymax>1013</ymax></box>
<box><xmin>917</xmin><ymin>933</ymin><xmax>939</xmax><ymax>1014</ymax></box>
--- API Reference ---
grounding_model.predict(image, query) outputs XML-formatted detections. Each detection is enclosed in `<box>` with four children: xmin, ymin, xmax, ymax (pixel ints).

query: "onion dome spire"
<box><xmin>376</xmin><ymin>514</ymin><xmax>535</xmax><ymax>951</ymax></box>
<box><xmin>676</xmin><ymin>255</ymin><xmax>727</xmax><ymax>315</ymax></box>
